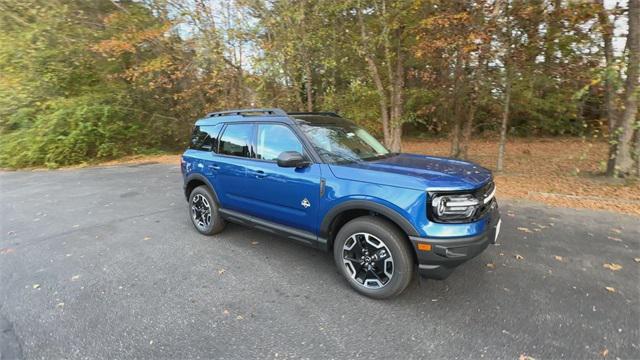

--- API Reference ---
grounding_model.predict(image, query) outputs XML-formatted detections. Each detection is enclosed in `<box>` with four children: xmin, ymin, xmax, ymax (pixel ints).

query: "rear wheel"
<box><xmin>188</xmin><ymin>185</ymin><xmax>226</xmax><ymax>235</ymax></box>
<box><xmin>333</xmin><ymin>216</ymin><xmax>414</xmax><ymax>299</ymax></box>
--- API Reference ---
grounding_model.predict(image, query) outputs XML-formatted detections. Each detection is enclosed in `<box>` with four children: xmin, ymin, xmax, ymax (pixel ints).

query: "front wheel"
<box><xmin>333</xmin><ymin>216</ymin><xmax>414</xmax><ymax>299</ymax></box>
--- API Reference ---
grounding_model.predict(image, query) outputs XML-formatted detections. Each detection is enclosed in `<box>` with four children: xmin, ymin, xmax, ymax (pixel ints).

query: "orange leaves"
<box><xmin>91</xmin><ymin>19</ymin><xmax>172</xmax><ymax>57</ymax></box>
<box><xmin>414</xmin><ymin>9</ymin><xmax>488</xmax><ymax>58</ymax></box>
<box><xmin>91</xmin><ymin>39</ymin><xmax>135</xmax><ymax>57</ymax></box>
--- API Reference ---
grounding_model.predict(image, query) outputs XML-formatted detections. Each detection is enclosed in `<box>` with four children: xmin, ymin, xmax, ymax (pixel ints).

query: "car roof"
<box><xmin>194</xmin><ymin>109</ymin><xmax>354</xmax><ymax>127</ymax></box>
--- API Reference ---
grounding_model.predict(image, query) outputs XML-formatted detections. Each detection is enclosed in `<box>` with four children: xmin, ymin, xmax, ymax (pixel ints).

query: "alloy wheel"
<box><xmin>191</xmin><ymin>194</ymin><xmax>212</xmax><ymax>230</ymax></box>
<box><xmin>342</xmin><ymin>232</ymin><xmax>394</xmax><ymax>289</ymax></box>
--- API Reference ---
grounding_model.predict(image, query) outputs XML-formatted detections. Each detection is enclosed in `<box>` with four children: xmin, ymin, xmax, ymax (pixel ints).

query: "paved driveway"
<box><xmin>1</xmin><ymin>163</ymin><xmax>638</xmax><ymax>359</ymax></box>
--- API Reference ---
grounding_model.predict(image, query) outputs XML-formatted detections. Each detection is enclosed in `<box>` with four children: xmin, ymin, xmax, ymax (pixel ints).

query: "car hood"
<box><xmin>328</xmin><ymin>153</ymin><xmax>492</xmax><ymax>191</ymax></box>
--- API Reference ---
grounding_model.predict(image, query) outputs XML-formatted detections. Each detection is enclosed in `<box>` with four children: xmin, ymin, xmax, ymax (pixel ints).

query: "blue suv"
<box><xmin>181</xmin><ymin>109</ymin><xmax>501</xmax><ymax>298</ymax></box>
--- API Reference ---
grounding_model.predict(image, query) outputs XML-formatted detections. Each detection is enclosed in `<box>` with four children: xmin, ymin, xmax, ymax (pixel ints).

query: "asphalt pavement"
<box><xmin>1</xmin><ymin>163</ymin><xmax>638</xmax><ymax>359</ymax></box>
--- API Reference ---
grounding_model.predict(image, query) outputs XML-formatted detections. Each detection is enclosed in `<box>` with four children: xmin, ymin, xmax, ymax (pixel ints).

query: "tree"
<box><xmin>597</xmin><ymin>0</ymin><xmax>619</xmax><ymax>176</ymax></box>
<box><xmin>354</xmin><ymin>0</ymin><xmax>415</xmax><ymax>152</ymax></box>
<box><xmin>614</xmin><ymin>0</ymin><xmax>640</xmax><ymax>175</ymax></box>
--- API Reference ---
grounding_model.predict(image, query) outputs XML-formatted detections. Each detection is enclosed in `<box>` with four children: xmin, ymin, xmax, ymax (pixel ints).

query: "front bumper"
<box><xmin>410</xmin><ymin>202</ymin><xmax>500</xmax><ymax>279</ymax></box>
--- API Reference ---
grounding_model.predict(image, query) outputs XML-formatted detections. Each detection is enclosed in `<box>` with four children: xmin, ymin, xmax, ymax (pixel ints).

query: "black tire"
<box><xmin>188</xmin><ymin>185</ymin><xmax>226</xmax><ymax>235</ymax></box>
<box><xmin>333</xmin><ymin>216</ymin><xmax>414</xmax><ymax>299</ymax></box>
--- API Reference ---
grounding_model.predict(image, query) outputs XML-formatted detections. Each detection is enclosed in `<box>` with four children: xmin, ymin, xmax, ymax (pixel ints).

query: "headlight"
<box><xmin>431</xmin><ymin>194</ymin><xmax>481</xmax><ymax>222</ymax></box>
<box><xmin>429</xmin><ymin>182</ymin><xmax>496</xmax><ymax>223</ymax></box>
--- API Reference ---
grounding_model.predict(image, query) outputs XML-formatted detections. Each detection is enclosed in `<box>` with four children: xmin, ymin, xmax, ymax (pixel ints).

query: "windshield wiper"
<box><xmin>362</xmin><ymin>152</ymin><xmax>397</xmax><ymax>161</ymax></box>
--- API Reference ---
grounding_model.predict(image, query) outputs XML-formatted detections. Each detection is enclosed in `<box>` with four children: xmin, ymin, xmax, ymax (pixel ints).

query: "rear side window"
<box><xmin>219</xmin><ymin>123</ymin><xmax>254</xmax><ymax>158</ymax></box>
<box><xmin>190</xmin><ymin>124</ymin><xmax>222</xmax><ymax>152</ymax></box>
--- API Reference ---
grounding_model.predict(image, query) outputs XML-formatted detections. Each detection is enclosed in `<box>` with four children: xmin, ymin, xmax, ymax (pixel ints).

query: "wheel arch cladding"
<box><xmin>184</xmin><ymin>174</ymin><xmax>220</xmax><ymax>204</ymax></box>
<box><xmin>321</xmin><ymin>200</ymin><xmax>420</xmax><ymax>249</ymax></box>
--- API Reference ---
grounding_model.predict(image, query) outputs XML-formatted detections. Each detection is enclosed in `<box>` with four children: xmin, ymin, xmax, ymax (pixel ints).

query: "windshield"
<box><xmin>297</xmin><ymin>122</ymin><xmax>391</xmax><ymax>163</ymax></box>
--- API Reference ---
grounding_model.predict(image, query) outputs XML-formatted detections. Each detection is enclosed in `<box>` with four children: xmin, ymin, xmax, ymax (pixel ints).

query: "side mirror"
<box><xmin>277</xmin><ymin>151</ymin><xmax>310</xmax><ymax>168</ymax></box>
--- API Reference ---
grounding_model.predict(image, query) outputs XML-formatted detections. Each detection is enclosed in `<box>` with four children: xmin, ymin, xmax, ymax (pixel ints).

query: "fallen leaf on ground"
<box><xmin>605</xmin><ymin>286</ymin><xmax>616</xmax><ymax>293</ymax></box>
<box><xmin>610</xmin><ymin>228</ymin><xmax>622</xmax><ymax>234</ymax></box>
<box><xmin>515</xmin><ymin>254</ymin><xmax>524</xmax><ymax>260</ymax></box>
<box><xmin>218</xmin><ymin>269</ymin><xmax>225</xmax><ymax>275</ymax></box>
<box><xmin>223</xmin><ymin>309</ymin><xmax>229</xmax><ymax>315</ymax></box>
<box><xmin>517</xmin><ymin>227</ymin><xmax>532</xmax><ymax>233</ymax></box>
<box><xmin>236</xmin><ymin>315</ymin><xmax>243</xmax><ymax>320</ymax></box>
<box><xmin>143</xmin><ymin>236</ymin><xmax>151</xmax><ymax>241</ymax></box>
<box><xmin>486</xmin><ymin>263</ymin><xmax>495</xmax><ymax>269</ymax></box>
<box><xmin>56</xmin><ymin>302</ymin><xmax>64</xmax><ymax>308</ymax></box>
<box><xmin>71</xmin><ymin>275</ymin><xmax>80</xmax><ymax>281</ymax></box>
<box><xmin>0</xmin><ymin>248</ymin><xmax>16</xmax><ymax>255</ymax></box>
<box><xmin>634</xmin><ymin>258</ymin><xmax>640</xmax><ymax>263</ymax></box>
<box><xmin>33</xmin><ymin>284</ymin><xmax>40</xmax><ymax>289</ymax></box>
<box><xmin>519</xmin><ymin>354</ymin><xmax>536</xmax><ymax>360</ymax></box>
<box><xmin>603</xmin><ymin>263</ymin><xmax>622</xmax><ymax>271</ymax></box>
<box><xmin>600</xmin><ymin>348</ymin><xmax>609</xmax><ymax>357</ymax></box>
<box><xmin>554</xmin><ymin>255</ymin><xmax>563</xmax><ymax>261</ymax></box>
<box><xmin>607</xmin><ymin>236</ymin><xmax>623</xmax><ymax>242</ymax></box>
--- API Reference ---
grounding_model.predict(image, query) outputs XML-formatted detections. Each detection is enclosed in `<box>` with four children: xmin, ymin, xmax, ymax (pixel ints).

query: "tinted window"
<box><xmin>189</xmin><ymin>124</ymin><xmax>222</xmax><ymax>152</ymax></box>
<box><xmin>219</xmin><ymin>123</ymin><xmax>253</xmax><ymax>158</ymax></box>
<box><xmin>256</xmin><ymin>124</ymin><xmax>304</xmax><ymax>161</ymax></box>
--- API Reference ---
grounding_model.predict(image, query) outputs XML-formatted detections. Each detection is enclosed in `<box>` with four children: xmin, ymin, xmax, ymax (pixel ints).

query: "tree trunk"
<box><xmin>304</xmin><ymin>60</ymin><xmax>313</xmax><ymax>112</ymax></box>
<box><xmin>460</xmin><ymin>103</ymin><xmax>475</xmax><ymax>159</ymax></box>
<box><xmin>388</xmin><ymin>28</ymin><xmax>404</xmax><ymax>153</ymax></box>
<box><xmin>365</xmin><ymin>56</ymin><xmax>391</xmax><ymax>144</ymax></box>
<box><xmin>615</xmin><ymin>0</ymin><xmax>640</xmax><ymax>174</ymax></box>
<box><xmin>450</xmin><ymin>51</ymin><xmax>465</xmax><ymax>157</ymax></box>
<box><xmin>357</xmin><ymin>5</ymin><xmax>392</xmax><ymax>147</ymax></box>
<box><xmin>598</xmin><ymin>0</ymin><xmax>619</xmax><ymax>176</ymax></box>
<box><xmin>497</xmin><ymin>72</ymin><xmax>511</xmax><ymax>172</ymax></box>
<box><xmin>636</xmin><ymin>128</ymin><xmax>640</xmax><ymax>176</ymax></box>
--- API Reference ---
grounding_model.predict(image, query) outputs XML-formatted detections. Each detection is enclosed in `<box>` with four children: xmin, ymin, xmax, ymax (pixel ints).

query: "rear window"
<box><xmin>189</xmin><ymin>124</ymin><xmax>222</xmax><ymax>152</ymax></box>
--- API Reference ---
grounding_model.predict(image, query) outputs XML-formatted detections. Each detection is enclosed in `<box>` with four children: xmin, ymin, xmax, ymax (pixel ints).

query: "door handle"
<box><xmin>208</xmin><ymin>164</ymin><xmax>220</xmax><ymax>170</ymax></box>
<box><xmin>254</xmin><ymin>170</ymin><xmax>267</xmax><ymax>178</ymax></box>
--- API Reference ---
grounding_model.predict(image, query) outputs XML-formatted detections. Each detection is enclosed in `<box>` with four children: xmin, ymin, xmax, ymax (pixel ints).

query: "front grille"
<box><xmin>471</xmin><ymin>181</ymin><xmax>496</xmax><ymax>221</ymax></box>
<box><xmin>472</xmin><ymin>181</ymin><xmax>495</xmax><ymax>201</ymax></box>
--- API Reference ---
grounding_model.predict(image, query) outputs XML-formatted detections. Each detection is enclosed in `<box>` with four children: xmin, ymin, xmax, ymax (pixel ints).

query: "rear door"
<box><xmin>212</xmin><ymin>122</ymin><xmax>255</xmax><ymax>211</ymax></box>
<box><xmin>241</xmin><ymin>123</ymin><xmax>321</xmax><ymax>234</ymax></box>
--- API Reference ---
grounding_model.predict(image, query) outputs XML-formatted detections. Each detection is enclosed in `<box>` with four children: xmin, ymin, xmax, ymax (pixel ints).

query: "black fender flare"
<box><xmin>319</xmin><ymin>200</ymin><xmax>420</xmax><ymax>242</ymax></box>
<box><xmin>184</xmin><ymin>173</ymin><xmax>220</xmax><ymax>204</ymax></box>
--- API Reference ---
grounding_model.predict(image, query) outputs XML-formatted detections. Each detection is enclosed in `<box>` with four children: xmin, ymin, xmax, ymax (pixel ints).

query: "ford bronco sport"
<box><xmin>181</xmin><ymin>108</ymin><xmax>501</xmax><ymax>298</ymax></box>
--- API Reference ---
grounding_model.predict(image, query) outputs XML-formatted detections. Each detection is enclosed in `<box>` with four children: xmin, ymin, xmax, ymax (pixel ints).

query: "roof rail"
<box><xmin>206</xmin><ymin>108</ymin><xmax>287</xmax><ymax>118</ymax></box>
<box><xmin>287</xmin><ymin>111</ymin><xmax>342</xmax><ymax>118</ymax></box>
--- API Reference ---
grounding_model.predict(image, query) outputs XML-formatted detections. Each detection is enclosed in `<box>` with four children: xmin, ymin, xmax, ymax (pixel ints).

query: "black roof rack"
<box><xmin>287</xmin><ymin>112</ymin><xmax>342</xmax><ymax>118</ymax></box>
<box><xmin>206</xmin><ymin>108</ymin><xmax>287</xmax><ymax>118</ymax></box>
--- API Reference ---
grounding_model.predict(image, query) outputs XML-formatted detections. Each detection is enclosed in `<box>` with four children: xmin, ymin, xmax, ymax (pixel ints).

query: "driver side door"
<box><xmin>242</xmin><ymin>123</ymin><xmax>321</xmax><ymax>235</ymax></box>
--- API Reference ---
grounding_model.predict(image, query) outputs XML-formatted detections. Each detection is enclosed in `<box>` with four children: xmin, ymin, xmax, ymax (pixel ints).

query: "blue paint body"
<box><xmin>182</xmin><ymin>113</ymin><xmax>499</xmax><ymax>257</ymax></box>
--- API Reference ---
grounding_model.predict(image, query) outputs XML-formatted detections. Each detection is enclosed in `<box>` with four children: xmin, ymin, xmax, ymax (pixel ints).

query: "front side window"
<box><xmin>256</xmin><ymin>124</ymin><xmax>304</xmax><ymax>161</ymax></box>
<box><xmin>297</xmin><ymin>122</ymin><xmax>390</xmax><ymax>163</ymax></box>
<box><xmin>219</xmin><ymin>123</ymin><xmax>254</xmax><ymax>158</ymax></box>
<box><xmin>189</xmin><ymin>124</ymin><xmax>222</xmax><ymax>152</ymax></box>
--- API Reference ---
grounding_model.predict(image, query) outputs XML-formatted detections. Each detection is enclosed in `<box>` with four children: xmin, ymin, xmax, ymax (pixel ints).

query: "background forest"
<box><xmin>0</xmin><ymin>0</ymin><xmax>638</xmax><ymax>177</ymax></box>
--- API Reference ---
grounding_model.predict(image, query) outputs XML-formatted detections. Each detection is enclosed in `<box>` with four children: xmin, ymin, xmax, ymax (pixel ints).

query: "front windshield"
<box><xmin>298</xmin><ymin>122</ymin><xmax>391</xmax><ymax>163</ymax></box>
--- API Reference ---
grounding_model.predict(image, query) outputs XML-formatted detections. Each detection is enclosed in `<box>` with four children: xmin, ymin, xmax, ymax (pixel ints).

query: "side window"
<box><xmin>256</xmin><ymin>124</ymin><xmax>304</xmax><ymax>161</ymax></box>
<box><xmin>219</xmin><ymin>123</ymin><xmax>254</xmax><ymax>158</ymax></box>
<box><xmin>189</xmin><ymin>124</ymin><xmax>222</xmax><ymax>152</ymax></box>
